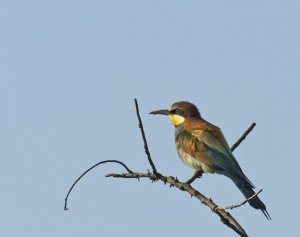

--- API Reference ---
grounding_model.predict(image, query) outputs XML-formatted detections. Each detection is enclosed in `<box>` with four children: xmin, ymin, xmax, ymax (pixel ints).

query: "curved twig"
<box><xmin>64</xmin><ymin>160</ymin><xmax>133</xmax><ymax>210</ymax></box>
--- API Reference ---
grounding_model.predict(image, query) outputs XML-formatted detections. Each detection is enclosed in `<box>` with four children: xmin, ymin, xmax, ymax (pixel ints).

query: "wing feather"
<box><xmin>177</xmin><ymin>128</ymin><xmax>243</xmax><ymax>175</ymax></box>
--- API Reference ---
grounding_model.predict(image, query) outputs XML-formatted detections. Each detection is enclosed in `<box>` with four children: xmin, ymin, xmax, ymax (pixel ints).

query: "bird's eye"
<box><xmin>172</xmin><ymin>108</ymin><xmax>180</xmax><ymax>114</ymax></box>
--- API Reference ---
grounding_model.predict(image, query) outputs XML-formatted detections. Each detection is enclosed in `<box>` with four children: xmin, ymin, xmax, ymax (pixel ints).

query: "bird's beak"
<box><xmin>149</xmin><ymin>109</ymin><xmax>169</xmax><ymax>116</ymax></box>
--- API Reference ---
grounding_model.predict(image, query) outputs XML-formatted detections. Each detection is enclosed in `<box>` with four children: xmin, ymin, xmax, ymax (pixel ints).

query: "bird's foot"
<box><xmin>185</xmin><ymin>170</ymin><xmax>203</xmax><ymax>184</ymax></box>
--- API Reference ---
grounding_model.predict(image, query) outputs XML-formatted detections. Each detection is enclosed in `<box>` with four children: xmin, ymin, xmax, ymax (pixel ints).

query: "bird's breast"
<box><xmin>176</xmin><ymin>146</ymin><xmax>215</xmax><ymax>174</ymax></box>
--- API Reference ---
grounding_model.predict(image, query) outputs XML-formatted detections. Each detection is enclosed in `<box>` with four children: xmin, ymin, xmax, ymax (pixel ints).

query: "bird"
<box><xmin>150</xmin><ymin>101</ymin><xmax>271</xmax><ymax>219</ymax></box>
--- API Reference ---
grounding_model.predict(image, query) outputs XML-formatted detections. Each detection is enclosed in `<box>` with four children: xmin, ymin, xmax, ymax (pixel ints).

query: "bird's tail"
<box><xmin>230</xmin><ymin>174</ymin><xmax>271</xmax><ymax>220</ymax></box>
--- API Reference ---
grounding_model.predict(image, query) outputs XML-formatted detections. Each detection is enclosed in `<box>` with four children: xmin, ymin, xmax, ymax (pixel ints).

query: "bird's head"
<box><xmin>150</xmin><ymin>101</ymin><xmax>201</xmax><ymax>126</ymax></box>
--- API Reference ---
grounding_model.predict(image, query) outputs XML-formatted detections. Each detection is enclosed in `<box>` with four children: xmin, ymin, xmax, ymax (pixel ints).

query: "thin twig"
<box><xmin>231</xmin><ymin>123</ymin><xmax>256</xmax><ymax>152</ymax></box>
<box><xmin>134</xmin><ymin>98</ymin><xmax>158</xmax><ymax>175</ymax></box>
<box><xmin>216</xmin><ymin>189</ymin><xmax>263</xmax><ymax>211</ymax></box>
<box><xmin>64</xmin><ymin>160</ymin><xmax>133</xmax><ymax>210</ymax></box>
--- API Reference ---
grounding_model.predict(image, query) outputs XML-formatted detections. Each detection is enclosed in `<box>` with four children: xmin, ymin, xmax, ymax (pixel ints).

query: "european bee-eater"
<box><xmin>150</xmin><ymin>101</ymin><xmax>270</xmax><ymax>219</ymax></box>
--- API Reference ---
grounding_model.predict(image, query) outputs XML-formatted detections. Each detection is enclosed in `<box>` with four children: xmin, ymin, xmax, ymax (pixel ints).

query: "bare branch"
<box><xmin>64</xmin><ymin>100</ymin><xmax>259</xmax><ymax>237</ymax></box>
<box><xmin>134</xmin><ymin>98</ymin><xmax>158</xmax><ymax>175</ymax></box>
<box><xmin>216</xmin><ymin>189</ymin><xmax>263</xmax><ymax>211</ymax></box>
<box><xmin>64</xmin><ymin>160</ymin><xmax>133</xmax><ymax>210</ymax></box>
<box><xmin>231</xmin><ymin>123</ymin><xmax>256</xmax><ymax>152</ymax></box>
<box><xmin>105</xmin><ymin>171</ymin><xmax>248</xmax><ymax>237</ymax></box>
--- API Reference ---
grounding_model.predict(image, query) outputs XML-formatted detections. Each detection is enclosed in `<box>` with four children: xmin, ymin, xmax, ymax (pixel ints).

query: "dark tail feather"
<box><xmin>231</xmin><ymin>175</ymin><xmax>271</xmax><ymax>220</ymax></box>
<box><xmin>261</xmin><ymin>209</ymin><xmax>271</xmax><ymax>220</ymax></box>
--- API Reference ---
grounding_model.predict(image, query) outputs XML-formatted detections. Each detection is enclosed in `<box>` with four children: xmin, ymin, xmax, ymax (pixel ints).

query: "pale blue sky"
<box><xmin>0</xmin><ymin>1</ymin><xmax>299</xmax><ymax>236</ymax></box>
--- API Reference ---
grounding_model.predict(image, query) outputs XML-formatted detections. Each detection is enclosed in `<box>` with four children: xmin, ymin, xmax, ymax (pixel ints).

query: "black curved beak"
<box><xmin>149</xmin><ymin>109</ymin><xmax>169</xmax><ymax>116</ymax></box>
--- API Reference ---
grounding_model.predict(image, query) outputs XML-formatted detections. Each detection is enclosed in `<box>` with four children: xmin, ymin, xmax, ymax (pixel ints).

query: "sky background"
<box><xmin>0</xmin><ymin>1</ymin><xmax>299</xmax><ymax>236</ymax></box>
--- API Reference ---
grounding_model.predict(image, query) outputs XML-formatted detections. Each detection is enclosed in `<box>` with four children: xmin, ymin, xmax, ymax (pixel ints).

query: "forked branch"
<box><xmin>64</xmin><ymin>99</ymin><xmax>260</xmax><ymax>237</ymax></box>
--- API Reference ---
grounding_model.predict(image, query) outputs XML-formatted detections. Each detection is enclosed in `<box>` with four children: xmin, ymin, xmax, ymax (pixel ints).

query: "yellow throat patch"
<box><xmin>168</xmin><ymin>114</ymin><xmax>185</xmax><ymax>126</ymax></box>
